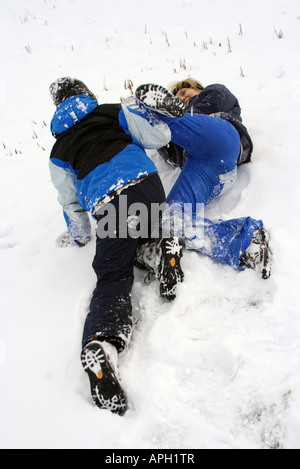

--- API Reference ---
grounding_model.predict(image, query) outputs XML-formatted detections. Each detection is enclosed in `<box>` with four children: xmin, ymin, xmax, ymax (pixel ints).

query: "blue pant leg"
<box><xmin>158</xmin><ymin>114</ymin><xmax>263</xmax><ymax>269</ymax></box>
<box><xmin>199</xmin><ymin>216</ymin><xmax>263</xmax><ymax>270</ymax></box>
<box><xmin>167</xmin><ymin>156</ymin><xmax>220</xmax><ymax>208</ymax></box>
<box><xmin>160</xmin><ymin>113</ymin><xmax>240</xmax><ymax>169</ymax></box>
<box><xmin>163</xmin><ymin>203</ymin><xmax>263</xmax><ymax>270</ymax></box>
<box><xmin>163</xmin><ymin>114</ymin><xmax>240</xmax><ymax>208</ymax></box>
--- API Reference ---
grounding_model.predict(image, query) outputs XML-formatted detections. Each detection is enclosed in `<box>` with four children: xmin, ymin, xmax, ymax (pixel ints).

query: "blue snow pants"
<box><xmin>158</xmin><ymin>113</ymin><xmax>263</xmax><ymax>270</ymax></box>
<box><xmin>82</xmin><ymin>174</ymin><xmax>165</xmax><ymax>351</ymax></box>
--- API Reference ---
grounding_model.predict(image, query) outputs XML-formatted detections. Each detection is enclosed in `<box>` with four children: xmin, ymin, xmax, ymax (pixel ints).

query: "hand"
<box><xmin>56</xmin><ymin>231</ymin><xmax>89</xmax><ymax>248</ymax></box>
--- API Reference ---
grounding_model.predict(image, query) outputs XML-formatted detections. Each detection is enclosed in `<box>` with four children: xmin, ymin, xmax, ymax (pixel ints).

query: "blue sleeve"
<box><xmin>120</xmin><ymin>97</ymin><xmax>171</xmax><ymax>149</ymax></box>
<box><xmin>49</xmin><ymin>160</ymin><xmax>91</xmax><ymax>244</ymax></box>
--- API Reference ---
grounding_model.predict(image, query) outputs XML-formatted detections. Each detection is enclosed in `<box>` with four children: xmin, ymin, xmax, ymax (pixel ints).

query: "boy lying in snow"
<box><xmin>49</xmin><ymin>77</ymin><xmax>184</xmax><ymax>415</ymax></box>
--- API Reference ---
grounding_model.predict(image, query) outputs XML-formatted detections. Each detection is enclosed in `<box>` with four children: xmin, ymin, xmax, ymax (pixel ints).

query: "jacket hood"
<box><xmin>51</xmin><ymin>95</ymin><xmax>98</xmax><ymax>137</ymax></box>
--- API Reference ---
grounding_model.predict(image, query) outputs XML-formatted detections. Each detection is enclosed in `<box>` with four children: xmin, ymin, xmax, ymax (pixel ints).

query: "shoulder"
<box><xmin>92</xmin><ymin>103</ymin><xmax>121</xmax><ymax>119</ymax></box>
<box><xmin>201</xmin><ymin>84</ymin><xmax>239</xmax><ymax>107</ymax></box>
<box><xmin>50</xmin><ymin>95</ymin><xmax>98</xmax><ymax>136</ymax></box>
<box><xmin>204</xmin><ymin>83</ymin><xmax>226</xmax><ymax>91</ymax></box>
<box><xmin>202</xmin><ymin>84</ymin><xmax>232</xmax><ymax>97</ymax></box>
<box><xmin>187</xmin><ymin>84</ymin><xmax>225</xmax><ymax>110</ymax></box>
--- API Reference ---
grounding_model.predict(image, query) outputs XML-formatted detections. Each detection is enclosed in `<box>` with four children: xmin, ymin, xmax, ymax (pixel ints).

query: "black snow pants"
<box><xmin>82</xmin><ymin>174</ymin><xmax>165</xmax><ymax>351</ymax></box>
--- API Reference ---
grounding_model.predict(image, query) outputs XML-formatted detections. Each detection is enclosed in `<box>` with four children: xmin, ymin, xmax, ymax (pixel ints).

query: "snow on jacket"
<box><xmin>158</xmin><ymin>83</ymin><xmax>253</xmax><ymax>168</ymax></box>
<box><xmin>49</xmin><ymin>95</ymin><xmax>171</xmax><ymax>243</ymax></box>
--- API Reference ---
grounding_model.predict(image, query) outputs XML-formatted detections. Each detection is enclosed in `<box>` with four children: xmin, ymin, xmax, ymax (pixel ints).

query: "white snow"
<box><xmin>1</xmin><ymin>0</ymin><xmax>300</xmax><ymax>450</ymax></box>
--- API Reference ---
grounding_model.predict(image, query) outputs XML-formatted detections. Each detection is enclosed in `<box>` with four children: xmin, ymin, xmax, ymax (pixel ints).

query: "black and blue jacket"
<box><xmin>49</xmin><ymin>95</ymin><xmax>171</xmax><ymax>243</ymax></box>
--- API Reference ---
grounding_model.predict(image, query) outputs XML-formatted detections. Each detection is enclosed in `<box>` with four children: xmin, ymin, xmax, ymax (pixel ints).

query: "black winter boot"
<box><xmin>81</xmin><ymin>341</ymin><xmax>127</xmax><ymax>416</ymax></box>
<box><xmin>158</xmin><ymin>237</ymin><xmax>184</xmax><ymax>301</ymax></box>
<box><xmin>239</xmin><ymin>227</ymin><xmax>272</xmax><ymax>279</ymax></box>
<box><xmin>135</xmin><ymin>237</ymin><xmax>184</xmax><ymax>301</ymax></box>
<box><xmin>135</xmin><ymin>84</ymin><xmax>186</xmax><ymax>118</ymax></box>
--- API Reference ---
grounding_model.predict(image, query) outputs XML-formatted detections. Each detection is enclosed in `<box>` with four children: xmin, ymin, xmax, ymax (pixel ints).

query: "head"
<box><xmin>49</xmin><ymin>77</ymin><xmax>97</xmax><ymax>107</ymax></box>
<box><xmin>169</xmin><ymin>78</ymin><xmax>204</xmax><ymax>106</ymax></box>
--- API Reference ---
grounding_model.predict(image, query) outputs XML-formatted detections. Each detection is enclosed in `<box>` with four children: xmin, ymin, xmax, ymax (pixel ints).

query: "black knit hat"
<box><xmin>49</xmin><ymin>77</ymin><xmax>97</xmax><ymax>106</ymax></box>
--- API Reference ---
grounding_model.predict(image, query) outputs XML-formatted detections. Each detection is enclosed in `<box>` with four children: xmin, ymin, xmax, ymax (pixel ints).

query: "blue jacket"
<box><xmin>187</xmin><ymin>84</ymin><xmax>242</xmax><ymax>121</ymax></box>
<box><xmin>49</xmin><ymin>95</ymin><xmax>171</xmax><ymax>243</ymax></box>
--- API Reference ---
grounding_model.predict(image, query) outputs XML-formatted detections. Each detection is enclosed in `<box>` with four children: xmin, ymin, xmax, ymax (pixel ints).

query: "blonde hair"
<box><xmin>168</xmin><ymin>78</ymin><xmax>204</xmax><ymax>95</ymax></box>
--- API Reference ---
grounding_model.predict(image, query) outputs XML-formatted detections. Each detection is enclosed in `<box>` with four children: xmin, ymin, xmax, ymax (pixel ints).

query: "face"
<box><xmin>175</xmin><ymin>88</ymin><xmax>201</xmax><ymax>106</ymax></box>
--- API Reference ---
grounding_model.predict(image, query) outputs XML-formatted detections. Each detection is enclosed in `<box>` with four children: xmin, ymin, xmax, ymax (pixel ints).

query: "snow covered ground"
<box><xmin>1</xmin><ymin>0</ymin><xmax>300</xmax><ymax>449</ymax></box>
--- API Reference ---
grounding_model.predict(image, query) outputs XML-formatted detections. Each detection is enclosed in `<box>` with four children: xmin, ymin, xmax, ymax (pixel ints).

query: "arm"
<box><xmin>49</xmin><ymin>160</ymin><xmax>91</xmax><ymax>245</ymax></box>
<box><xmin>120</xmin><ymin>97</ymin><xmax>171</xmax><ymax>149</ymax></box>
<box><xmin>187</xmin><ymin>84</ymin><xmax>242</xmax><ymax>121</ymax></box>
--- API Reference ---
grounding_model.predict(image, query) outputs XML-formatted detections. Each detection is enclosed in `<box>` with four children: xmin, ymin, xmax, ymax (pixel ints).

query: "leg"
<box><xmin>81</xmin><ymin>209</ymin><xmax>138</xmax><ymax>415</ymax></box>
<box><xmin>83</xmin><ymin>174</ymin><xmax>166</xmax><ymax>350</ymax></box>
<box><xmin>165</xmin><ymin>113</ymin><xmax>240</xmax><ymax>208</ymax></box>
<box><xmin>166</xmin><ymin>155</ymin><xmax>237</xmax><ymax>209</ymax></box>
<box><xmin>191</xmin><ymin>216</ymin><xmax>264</xmax><ymax>271</ymax></box>
<box><xmin>135</xmin><ymin>85</ymin><xmax>271</xmax><ymax>276</ymax></box>
<box><xmin>82</xmin><ymin>235</ymin><xmax>138</xmax><ymax>351</ymax></box>
<box><xmin>81</xmin><ymin>174</ymin><xmax>166</xmax><ymax>414</ymax></box>
<box><xmin>136</xmin><ymin>84</ymin><xmax>241</xmax><ymax>208</ymax></box>
<box><xmin>161</xmin><ymin>115</ymin><xmax>268</xmax><ymax>273</ymax></box>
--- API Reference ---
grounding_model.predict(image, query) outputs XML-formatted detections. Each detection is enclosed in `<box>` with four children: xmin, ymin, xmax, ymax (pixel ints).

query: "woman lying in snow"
<box><xmin>134</xmin><ymin>82</ymin><xmax>272</xmax><ymax>280</ymax></box>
